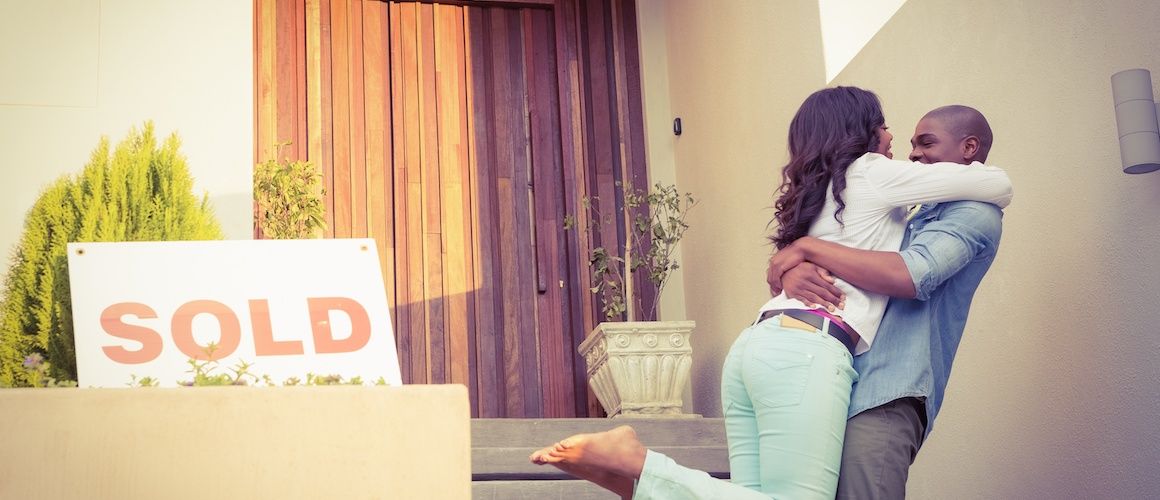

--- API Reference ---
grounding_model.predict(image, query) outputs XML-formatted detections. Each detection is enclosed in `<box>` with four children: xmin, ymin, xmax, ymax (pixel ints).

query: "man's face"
<box><xmin>909</xmin><ymin>117</ymin><xmax>965</xmax><ymax>164</ymax></box>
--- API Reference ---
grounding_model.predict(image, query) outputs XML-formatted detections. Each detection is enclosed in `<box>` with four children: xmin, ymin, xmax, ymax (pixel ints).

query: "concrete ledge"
<box><xmin>0</xmin><ymin>385</ymin><xmax>470</xmax><ymax>499</ymax></box>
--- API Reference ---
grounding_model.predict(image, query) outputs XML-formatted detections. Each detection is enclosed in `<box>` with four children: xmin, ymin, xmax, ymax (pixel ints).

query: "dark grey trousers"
<box><xmin>835</xmin><ymin>397</ymin><xmax>927</xmax><ymax>500</ymax></box>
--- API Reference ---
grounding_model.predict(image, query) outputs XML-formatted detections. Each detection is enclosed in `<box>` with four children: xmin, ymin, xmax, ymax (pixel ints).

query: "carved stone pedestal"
<box><xmin>578</xmin><ymin>320</ymin><xmax>697</xmax><ymax>418</ymax></box>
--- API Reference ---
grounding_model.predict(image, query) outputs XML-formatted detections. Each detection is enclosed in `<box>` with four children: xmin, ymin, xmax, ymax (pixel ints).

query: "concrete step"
<box><xmin>472</xmin><ymin>480</ymin><xmax>620</xmax><ymax>500</ymax></box>
<box><xmin>471</xmin><ymin>417</ymin><xmax>730</xmax><ymax>496</ymax></box>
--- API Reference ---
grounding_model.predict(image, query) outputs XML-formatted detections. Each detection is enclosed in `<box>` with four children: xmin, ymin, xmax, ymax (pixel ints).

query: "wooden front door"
<box><xmin>255</xmin><ymin>0</ymin><xmax>651</xmax><ymax>418</ymax></box>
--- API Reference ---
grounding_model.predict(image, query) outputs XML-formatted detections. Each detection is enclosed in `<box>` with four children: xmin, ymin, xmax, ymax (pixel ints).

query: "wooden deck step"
<box><xmin>472</xmin><ymin>479</ymin><xmax>624</xmax><ymax>499</ymax></box>
<box><xmin>471</xmin><ymin>418</ymin><xmax>729</xmax><ymax>497</ymax></box>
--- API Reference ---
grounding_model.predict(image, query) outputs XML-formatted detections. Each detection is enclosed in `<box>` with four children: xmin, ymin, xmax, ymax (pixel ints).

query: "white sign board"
<box><xmin>67</xmin><ymin>239</ymin><xmax>402</xmax><ymax>387</ymax></box>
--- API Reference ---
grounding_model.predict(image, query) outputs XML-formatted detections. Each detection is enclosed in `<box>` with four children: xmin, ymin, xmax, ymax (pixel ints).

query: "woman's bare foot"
<box><xmin>535</xmin><ymin>425</ymin><xmax>647</xmax><ymax>479</ymax></box>
<box><xmin>530</xmin><ymin>444</ymin><xmax>561</xmax><ymax>465</ymax></box>
<box><xmin>529</xmin><ymin>450</ymin><xmax>635</xmax><ymax>499</ymax></box>
<box><xmin>529</xmin><ymin>427</ymin><xmax>645</xmax><ymax>499</ymax></box>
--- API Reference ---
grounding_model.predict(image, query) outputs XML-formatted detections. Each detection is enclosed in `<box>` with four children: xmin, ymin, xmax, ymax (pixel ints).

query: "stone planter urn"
<box><xmin>578</xmin><ymin>320</ymin><xmax>697</xmax><ymax>418</ymax></box>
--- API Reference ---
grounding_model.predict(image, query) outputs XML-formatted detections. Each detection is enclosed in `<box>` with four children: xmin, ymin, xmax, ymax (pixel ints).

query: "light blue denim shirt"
<box><xmin>847</xmin><ymin>200</ymin><xmax>1004</xmax><ymax>439</ymax></box>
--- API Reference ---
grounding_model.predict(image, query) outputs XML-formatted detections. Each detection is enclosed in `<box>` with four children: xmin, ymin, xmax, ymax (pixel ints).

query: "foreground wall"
<box><xmin>641</xmin><ymin>0</ymin><xmax>1160</xmax><ymax>497</ymax></box>
<box><xmin>0</xmin><ymin>386</ymin><xmax>471</xmax><ymax>499</ymax></box>
<box><xmin>0</xmin><ymin>0</ymin><xmax>253</xmax><ymax>282</ymax></box>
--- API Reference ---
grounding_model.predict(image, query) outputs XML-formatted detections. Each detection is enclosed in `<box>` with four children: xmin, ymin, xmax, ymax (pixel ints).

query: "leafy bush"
<box><xmin>253</xmin><ymin>145</ymin><xmax>326</xmax><ymax>239</ymax></box>
<box><xmin>0</xmin><ymin>122</ymin><xmax>222</xmax><ymax>387</ymax></box>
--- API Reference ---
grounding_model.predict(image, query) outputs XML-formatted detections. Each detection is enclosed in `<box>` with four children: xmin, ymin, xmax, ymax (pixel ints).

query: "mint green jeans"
<box><xmin>633</xmin><ymin>317</ymin><xmax>857</xmax><ymax>500</ymax></box>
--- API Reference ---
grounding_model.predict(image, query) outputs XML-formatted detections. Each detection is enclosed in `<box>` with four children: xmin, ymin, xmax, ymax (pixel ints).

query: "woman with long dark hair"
<box><xmin>531</xmin><ymin>86</ymin><xmax>1013</xmax><ymax>500</ymax></box>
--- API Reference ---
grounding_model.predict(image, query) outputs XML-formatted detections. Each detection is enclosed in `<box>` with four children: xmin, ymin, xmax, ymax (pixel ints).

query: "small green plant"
<box><xmin>0</xmin><ymin>122</ymin><xmax>222</xmax><ymax>387</ymax></box>
<box><xmin>178</xmin><ymin>344</ymin><xmax>259</xmax><ymax>386</ymax></box>
<box><xmin>129</xmin><ymin>343</ymin><xmax>391</xmax><ymax>387</ymax></box>
<box><xmin>127</xmin><ymin>375</ymin><xmax>159</xmax><ymax>388</ymax></box>
<box><xmin>280</xmin><ymin>373</ymin><xmax>386</xmax><ymax>386</ymax></box>
<box><xmin>565</xmin><ymin>182</ymin><xmax>697</xmax><ymax>321</ymax></box>
<box><xmin>9</xmin><ymin>343</ymin><xmax>390</xmax><ymax>388</ymax></box>
<box><xmin>253</xmin><ymin>143</ymin><xmax>327</xmax><ymax>239</ymax></box>
<box><xmin>15</xmin><ymin>341</ymin><xmax>392</xmax><ymax>388</ymax></box>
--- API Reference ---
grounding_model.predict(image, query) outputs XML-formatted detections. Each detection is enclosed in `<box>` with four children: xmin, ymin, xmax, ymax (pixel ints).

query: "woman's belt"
<box><xmin>756</xmin><ymin>309</ymin><xmax>857</xmax><ymax>354</ymax></box>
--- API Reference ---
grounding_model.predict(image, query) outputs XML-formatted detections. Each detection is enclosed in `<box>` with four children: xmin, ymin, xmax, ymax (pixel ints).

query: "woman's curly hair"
<box><xmin>770</xmin><ymin>86</ymin><xmax>885</xmax><ymax>249</ymax></box>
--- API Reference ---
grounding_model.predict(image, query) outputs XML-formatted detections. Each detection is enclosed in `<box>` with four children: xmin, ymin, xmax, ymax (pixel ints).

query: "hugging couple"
<box><xmin>531</xmin><ymin>87</ymin><xmax>1014</xmax><ymax>500</ymax></box>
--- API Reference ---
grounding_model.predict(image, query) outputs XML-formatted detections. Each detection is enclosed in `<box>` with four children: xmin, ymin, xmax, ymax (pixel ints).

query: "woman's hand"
<box><xmin>766</xmin><ymin>241</ymin><xmax>809</xmax><ymax>295</ymax></box>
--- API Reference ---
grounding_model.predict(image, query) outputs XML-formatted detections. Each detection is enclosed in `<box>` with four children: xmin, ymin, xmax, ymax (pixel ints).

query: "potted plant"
<box><xmin>567</xmin><ymin>182</ymin><xmax>697</xmax><ymax>417</ymax></box>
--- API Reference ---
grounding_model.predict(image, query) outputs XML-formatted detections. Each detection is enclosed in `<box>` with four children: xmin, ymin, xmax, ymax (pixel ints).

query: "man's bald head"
<box><xmin>909</xmin><ymin>105</ymin><xmax>993</xmax><ymax>164</ymax></box>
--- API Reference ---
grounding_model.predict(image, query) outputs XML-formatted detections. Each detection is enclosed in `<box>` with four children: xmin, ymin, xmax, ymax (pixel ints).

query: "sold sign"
<box><xmin>68</xmin><ymin>239</ymin><xmax>403</xmax><ymax>387</ymax></box>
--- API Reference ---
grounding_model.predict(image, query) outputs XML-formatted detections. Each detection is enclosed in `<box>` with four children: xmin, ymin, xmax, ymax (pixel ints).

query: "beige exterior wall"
<box><xmin>0</xmin><ymin>0</ymin><xmax>254</xmax><ymax>282</ymax></box>
<box><xmin>636</xmin><ymin>0</ymin><xmax>688</xmax><ymax>325</ymax></box>
<box><xmin>639</xmin><ymin>0</ymin><xmax>1160</xmax><ymax>497</ymax></box>
<box><xmin>834</xmin><ymin>1</ymin><xmax>1160</xmax><ymax>497</ymax></box>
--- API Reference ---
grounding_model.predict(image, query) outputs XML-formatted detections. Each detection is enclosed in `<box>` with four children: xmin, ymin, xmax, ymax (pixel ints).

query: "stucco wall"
<box><xmin>640</xmin><ymin>0</ymin><xmax>1160</xmax><ymax>497</ymax></box>
<box><xmin>0</xmin><ymin>0</ymin><xmax>253</xmax><ymax>283</ymax></box>
<box><xmin>635</xmin><ymin>0</ymin><xmax>688</xmax><ymax>326</ymax></box>
<box><xmin>834</xmin><ymin>1</ymin><xmax>1160</xmax><ymax>498</ymax></box>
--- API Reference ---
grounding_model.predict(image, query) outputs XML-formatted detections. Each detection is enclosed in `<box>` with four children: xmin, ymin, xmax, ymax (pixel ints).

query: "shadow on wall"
<box><xmin>387</xmin><ymin>286</ymin><xmax>595</xmax><ymax>420</ymax></box>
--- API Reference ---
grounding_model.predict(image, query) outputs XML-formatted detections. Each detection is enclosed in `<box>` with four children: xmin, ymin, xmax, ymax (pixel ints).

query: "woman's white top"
<box><xmin>758</xmin><ymin>152</ymin><xmax>1013</xmax><ymax>354</ymax></box>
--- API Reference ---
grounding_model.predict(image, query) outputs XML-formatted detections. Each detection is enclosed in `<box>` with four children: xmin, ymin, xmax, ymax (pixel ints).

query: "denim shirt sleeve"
<box><xmin>899</xmin><ymin>202</ymin><xmax>1004</xmax><ymax>301</ymax></box>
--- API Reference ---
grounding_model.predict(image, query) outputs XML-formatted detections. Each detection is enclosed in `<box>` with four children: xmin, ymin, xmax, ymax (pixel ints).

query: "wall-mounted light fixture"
<box><xmin>1111</xmin><ymin>69</ymin><xmax>1160</xmax><ymax>174</ymax></box>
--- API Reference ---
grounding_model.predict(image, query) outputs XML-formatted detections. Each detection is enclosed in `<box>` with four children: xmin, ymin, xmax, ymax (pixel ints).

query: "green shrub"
<box><xmin>0</xmin><ymin>122</ymin><xmax>222</xmax><ymax>387</ymax></box>
<box><xmin>253</xmin><ymin>146</ymin><xmax>326</xmax><ymax>239</ymax></box>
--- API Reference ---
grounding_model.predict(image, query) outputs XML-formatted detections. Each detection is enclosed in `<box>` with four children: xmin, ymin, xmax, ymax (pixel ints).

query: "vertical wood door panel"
<box><xmin>255</xmin><ymin>0</ymin><xmax>649</xmax><ymax>418</ymax></box>
<box><xmin>330</xmin><ymin>0</ymin><xmax>354</xmax><ymax>239</ymax></box>
<box><xmin>319</xmin><ymin>0</ymin><xmax>337</xmax><ymax>237</ymax></box>
<box><xmin>363</xmin><ymin>1</ymin><xmax>394</xmax><ymax>315</ymax></box>
<box><xmin>464</xmin><ymin>5</ymin><xmax>503</xmax><ymax>417</ymax></box>
<box><xmin>434</xmin><ymin>4</ymin><xmax>473</xmax><ymax>391</ymax></box>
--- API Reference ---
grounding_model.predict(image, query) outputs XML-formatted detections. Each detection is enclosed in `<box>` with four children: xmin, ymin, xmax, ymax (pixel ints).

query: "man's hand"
<box><xmin>769</xmin><ymin>236</ymin><xmax>918</xmax><ymax>300</ymax></box>
<box><xmin>782</xmin><ymin>262</ymin><xmax>845</xmax><ymax>311</ymax></box>
<box><xmin>767</xmin><ymin>242</ymin><xmax>808</xmax><ymax>296</ymax></box>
